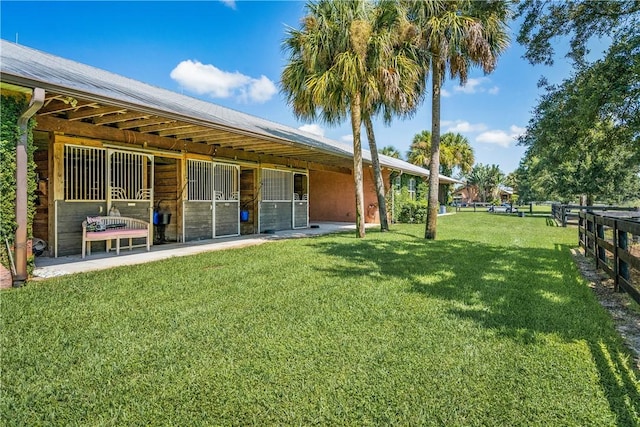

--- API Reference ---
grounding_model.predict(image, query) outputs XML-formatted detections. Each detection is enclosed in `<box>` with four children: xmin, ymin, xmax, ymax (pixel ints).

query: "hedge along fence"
<box><xmin>1</xmin><ymin>94</ymin><xmax>38</xmax><ymax>273</ymax></box>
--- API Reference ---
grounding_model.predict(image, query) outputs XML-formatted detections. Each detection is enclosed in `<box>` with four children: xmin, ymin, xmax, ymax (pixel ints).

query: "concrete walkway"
<box><xmin>33</xmin><ymin>222</ymin><xmax>368</xmax><ymax>279</ymax></box>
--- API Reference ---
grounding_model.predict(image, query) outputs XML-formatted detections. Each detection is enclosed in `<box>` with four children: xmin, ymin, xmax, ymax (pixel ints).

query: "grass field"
<box><xmin>2</xmin><ymin>214</ymin><xmax>639</xmax><ymax>425</ymax></box>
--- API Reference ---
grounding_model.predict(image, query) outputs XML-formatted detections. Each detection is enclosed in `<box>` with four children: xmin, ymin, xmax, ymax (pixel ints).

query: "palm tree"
<box><xmin>379</xmin><ymin>145</ymin><xmax>402</xmax><ymax>159</ymax></box>
<box><xmin>439</xmin><ymin>132</ymin><xmax>474</xmax><ymax>203</ymax></box>
<box><xmin>282</xmin><ymin>0</ymin><xmax>423</xmax><ymax>236</ymax></box>
<box><xmin>407</xmin><ymin>0</ymin><xmax>510</xmax><ymax>239</ymax></box>
<box><xmin>407</xmin><ymin>131</ymin><xmax>474</xmax><ymax>174</ymax></box>
<box><xmin>281</xmin><ymin>0</ymin><xmax>371</xmax><ymax>237</ymax></box>
<box><xmin>408</xmin><ymin>131</ymin><xmax>474</xmax><ymax>203</ymax></box>
<box><xmin>440</xmin><ymin>132</ymin><xmax>474</xmax><ymax>176</ymax></box>
<box><xmin>407</xmin><ymin>130</ymin><xmax>431</xmax><ymax>167</ymax></box>
<box><xmin>468</xmin><ymin>163</ymin><xmax>504</xmax><ymax>202</ymax></box>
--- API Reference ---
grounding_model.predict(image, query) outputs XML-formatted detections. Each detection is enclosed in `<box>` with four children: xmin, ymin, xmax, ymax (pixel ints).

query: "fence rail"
<box><xmin>578</xmin><ymin>211</ymin><xmax>640</xmax><ymax>304</ymax></box>
<box><xmin>552</xmin><ymin>204</ymin><xmax>638</xmax><ymax>227</ymax></box>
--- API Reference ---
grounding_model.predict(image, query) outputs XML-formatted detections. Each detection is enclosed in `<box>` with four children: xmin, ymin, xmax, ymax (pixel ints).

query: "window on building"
<box><xmin>408</xmin><ymin>178</ymin><xmax>416</xmax><ymax>200</ymax></box>
<box><xmin>394</xmin><ymin>176</ymin><xmax>401</xmax><ymax>192</ymax></box>
<box><xmin>261</xmin><ymin>169</ymin><xmax>292</xmax><ymax>201</ymax></box>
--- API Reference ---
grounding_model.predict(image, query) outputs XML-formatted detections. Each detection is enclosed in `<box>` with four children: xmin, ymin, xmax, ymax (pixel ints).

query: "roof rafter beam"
<box><xmin>193</xmin><ymin>134</ymin><xmax>253</xmax><ymax>144</ymax></box>
<box><xmin>93</xmin><ymin>111</ymin><xmax>151</xmax><ymax>125</ymax></box>
<box><xmin>39</xmin><ymin>100</ymin><xmax>99</xmax><ymax>116</ymax></box>
<box><xmin>66</xmin><ymin>106</ymin><xmax>127</xmax><ymax>120</ymax></box>
<box><xmin>137</xmin><ymin>121</ymin><xmax>189</xmax><ymax>133</ymax></box>
<box><xmin>115</xmin><ymin>116</ymin><xmax>172</xmax><ymax>129</ymax></box>
<box><xmin>157</xmin><ymin>125</ymin><xmax>208</xmax><ymax>137</ymax></box>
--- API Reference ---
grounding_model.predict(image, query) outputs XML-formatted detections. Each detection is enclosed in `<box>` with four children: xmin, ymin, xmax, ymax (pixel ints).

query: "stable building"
<box><xmin>1</xmin><ymin>40</ymin><xmax>457</xmax><ymax>264</ymax></box>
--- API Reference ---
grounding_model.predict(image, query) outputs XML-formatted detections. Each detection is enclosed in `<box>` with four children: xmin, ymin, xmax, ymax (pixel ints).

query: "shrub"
<box><xmin>391</xmin><ymin>187</ymin><xmax>429</xmax><ymax>223</ymax></box>
<box><xmin>0</xmin><ymin>94</ymin><xmax>37</xmax><ymax>270</ymax></box>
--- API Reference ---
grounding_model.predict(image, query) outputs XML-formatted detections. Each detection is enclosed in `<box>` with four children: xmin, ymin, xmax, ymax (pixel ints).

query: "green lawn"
<box><xmin>2</xmin><ymin>214</ymin><xmax>639</xmax><ymax>425</ymax></box>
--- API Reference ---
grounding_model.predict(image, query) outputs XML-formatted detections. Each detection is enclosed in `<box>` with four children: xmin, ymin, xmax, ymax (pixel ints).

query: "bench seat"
<box><xmin>82</xmin><ymin>216</ymin><xmax>151</xmax><ymax>258</ymax></box>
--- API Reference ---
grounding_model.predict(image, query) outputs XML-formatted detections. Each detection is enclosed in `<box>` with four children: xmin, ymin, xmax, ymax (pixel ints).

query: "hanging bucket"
<box><xmin>240</xmin><ymin>210</ymin><xmax>250</xmax><ymax>222</ymax></box>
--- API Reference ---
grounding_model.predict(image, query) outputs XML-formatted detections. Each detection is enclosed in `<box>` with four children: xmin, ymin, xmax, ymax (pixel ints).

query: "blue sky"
<box><xmin>1</xmin><ymin>1</ymin><xmax>588</xmax><ymax>174</ymax></box>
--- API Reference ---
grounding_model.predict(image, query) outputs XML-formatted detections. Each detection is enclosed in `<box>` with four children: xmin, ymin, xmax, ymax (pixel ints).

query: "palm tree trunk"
<box><xmin>425</xmin><ymin>66</ymin><xmax>441</xmax><ymax>240</ymax></box>
<box><xmin>351</xmin><ymin>93</ymin><xmax>366</xmax><ymax>238</ymax></box>
<box><xmin>364</xmin><ymin>116</ymin><xmax>389</xmax><ymax>231</ymax></box>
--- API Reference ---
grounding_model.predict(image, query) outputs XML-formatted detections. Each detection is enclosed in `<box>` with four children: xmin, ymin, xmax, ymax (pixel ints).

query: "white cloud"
<box><xmin>476</xmin><ymin>125</ymin><xmax>525</xmax><ymax>148</ymax></box>
<box><xmin>241</xmin><ymin>75</ymin><xmax>277</xmax><ymax>103</ymax></box>
<box><xmin>220</xmin><ymin>0</ymin><xmax>236</xmax><ymax>9</ymax></box>
<box><xmin>298</xmin><ymin>124</ymin><xmax>325</xmax><ymax>137</ymax></box>
<box><xmin>341</xmin><ymin>134</ymin><xmax>353</xmax><ymax>143</ymax></box>
<box><xmin>510</xmin><ymin>125</ymin><xmax>526</xmax><ymax>136</ymax></box>
<box><xmin>454</xmin><ymin>77</ymin><xmax>487</xmax><ymax>94</ymax></box>
<box><xmin>442</xmin><ymin>120</ymin><xmax>488</xmax><ymax>133</ymax></box>
<box><xmin>441</xmin><ymin>88</ymin><xmax>451</xmax><ymax>98</ymax></box>
<box><xmin>170</xmin><ymin>59</ymin><xmax>276</xmax><ymax>103</ymax></box>
<box><xmin>452</xmin><ymin>77</ymin><xmax>499</xmax><ymax>95</ymax></box>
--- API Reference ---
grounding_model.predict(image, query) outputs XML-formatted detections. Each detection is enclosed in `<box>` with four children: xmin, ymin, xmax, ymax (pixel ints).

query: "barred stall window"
<box><xmin>213</xmin><ymin>164</ymin><xmax>239</xmax><ymax>201</ymax></box>
<box><xmin>110</xmin><ymin>150</ymin><xmax>151</xmax><ymax>200</ymax></box>
<box><xmin>261</xmin><ymin>169</ymin><xmax>292</xmax><ymax>201</ymax></box>
<box><xmin>187</xmin><ymin>160</ymin><xmax>214</xmax><ymax>201</ymax></box>
<box><xmin>64</xmin><ymin>145</ymin><xmax>106</xmax><ymax>201</ymax></box>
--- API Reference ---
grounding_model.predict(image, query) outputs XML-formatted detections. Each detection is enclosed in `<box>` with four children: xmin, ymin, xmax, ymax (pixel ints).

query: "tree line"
<box><xmin>280</xmin><ymin>0</ymin><xmax>638</xmax><ymax>240</ymax></box>
<box><xmin>515</xmin><ymin>0</ymin><xmax>640</xmax><ymax>204</ymax></box>
<box><xmin>281</xmin><ymin>0</ymin><xmax>509</xmax><ymax>239</ymax></box>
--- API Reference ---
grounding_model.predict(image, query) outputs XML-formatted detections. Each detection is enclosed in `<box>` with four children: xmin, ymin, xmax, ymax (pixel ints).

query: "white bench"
<box><xmin>82</xmin><ymin>216</ymin><xmax>150</xmax><ymax>259</ymax></box>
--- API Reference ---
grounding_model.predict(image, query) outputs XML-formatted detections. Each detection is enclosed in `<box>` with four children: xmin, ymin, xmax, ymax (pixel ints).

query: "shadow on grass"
<box><xmin>311</xmin><ymin>231</ymin><xmax>639</xmax><ymax>425</ymax></box>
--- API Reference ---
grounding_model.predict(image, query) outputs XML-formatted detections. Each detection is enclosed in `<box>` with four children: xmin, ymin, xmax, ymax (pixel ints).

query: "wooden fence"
<box><xmin>552</xmin><ymin>204</ymin><xmax>638</xmax><ymax>227</ymax></box>
<box><xmin>578</xmin><ymin>211</ymin><xmax>640</xmax><ymax>304</ymax></box>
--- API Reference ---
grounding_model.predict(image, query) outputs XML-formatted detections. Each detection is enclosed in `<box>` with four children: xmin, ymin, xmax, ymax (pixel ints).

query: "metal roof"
<box><xmin>0</xmin><ymin>39</ymin><xmax>458</xmax><ymax>183</ymax></box>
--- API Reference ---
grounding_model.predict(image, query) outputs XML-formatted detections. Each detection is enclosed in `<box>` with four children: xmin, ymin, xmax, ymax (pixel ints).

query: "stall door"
<box><xmin>213</xmin><ymin>163</ymin><xmax>240</xmax><ymax>237</ymax></box>
<box><xmin>293</xmin><ymin>173</ymin><xmax>308</xmax><ymax>228</ymax></box>
<box><xmin>183</xmin><ymin>160</ymin><xmax>240</xmax><ymax>241</ymax></box>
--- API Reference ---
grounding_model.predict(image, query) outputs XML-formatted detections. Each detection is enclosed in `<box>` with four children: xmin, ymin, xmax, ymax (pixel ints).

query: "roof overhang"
<box><xmin>0</xmin><ymin>40</ymin><xmax>458</xmax><ymax>182</ymax></box>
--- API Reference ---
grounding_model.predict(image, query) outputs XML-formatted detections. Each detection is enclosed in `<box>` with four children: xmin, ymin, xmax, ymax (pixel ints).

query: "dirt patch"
<box><xmin>571</xmin><ymin>248</ymin><xmax>640</xmax><ymax>371</ymax></box>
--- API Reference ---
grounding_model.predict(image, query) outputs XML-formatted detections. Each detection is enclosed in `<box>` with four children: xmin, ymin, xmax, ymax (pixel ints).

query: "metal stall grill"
<box><xmin>187</xmin><ymin>160</ymin><xmax>214</xmax><ymax>201</ymax></box>
<box><xmin>109</xmin><ymin>150</ymin><xmax>152</xmax><ymax>201</ymax></box>
<box><xmin>261</xmin><ymin>168</ymin><xmax>292</xmax><ymax>202</ymax></box>
<box><xmin>214</xmin><ymin>163</ymin><xmax>239</xmax><ymax>201</ymax></box>
<box><xmin>64</xmin><ymin>145</ymin><xmax>106</xmax><ymax>201</ymax></box>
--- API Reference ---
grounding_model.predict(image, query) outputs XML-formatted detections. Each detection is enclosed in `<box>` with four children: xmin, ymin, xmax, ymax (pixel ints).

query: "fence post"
<box><xmin>617</xmin><ymin>228</ymin><xmax>629</xmax><ymax>293</ymax></box>
<box><xmin>586</xmin><ymin>214</ymin><xmax>593</xmax><ymax>256</ymax></box>
<box><xmin>578</xmin><ymin>212</ymin><xmax>584</xmax><ymax>248</ymax></box>
<box><xmin>561</xmin><ymin>205</ymin><xmax>567</xmax><ymax>227</ymax></box>
<box><xmin>596</xmin><ymin>221</ymin><xmax>606</xmax><ymax>270</ymax></box>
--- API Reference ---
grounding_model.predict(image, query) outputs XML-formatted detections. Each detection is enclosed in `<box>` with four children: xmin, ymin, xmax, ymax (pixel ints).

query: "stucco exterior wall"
<box><xmin>309</xmin><ymin>168</ymin><xmax>391</xmax><ymax>224</ymax></box>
